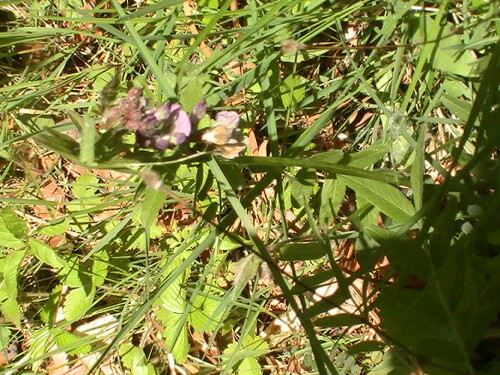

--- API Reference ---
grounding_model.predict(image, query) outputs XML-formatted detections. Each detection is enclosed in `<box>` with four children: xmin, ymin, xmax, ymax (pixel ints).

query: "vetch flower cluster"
<box><xmin>101</xmin><ymin>87</ymin><xmax>247</xmax><ymax>159</ymax></box>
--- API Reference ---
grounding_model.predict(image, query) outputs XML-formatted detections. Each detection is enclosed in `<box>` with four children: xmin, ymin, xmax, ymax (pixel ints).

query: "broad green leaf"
<box><xmin>276</xmin><ymin>241</ymin><xmax>328</xmax><ymax>261</ymax></box>
<box><xmin>281</xmin><ymin>74</ymin><xmax>307</xmax><ymax>107</ymax></box>
<box><xmin>119</xmin><ymin>343</ymin><xmax>156</xmax><ymax>375</ymax></box>
<box><xmin>91</xmin><ymin>249</ymin><xmax>109</xmax><ymax>287</ymax></box>
<box><xmin>0</xmin><ymin>326</ymin><xmax>10</xmax><ymax>351</ymax></box>
<box><xmin>357</xmin><ymin>195</ymin><xmax>379</xmax><ymax>227</ymax></box>
<box><xmin>290</xmin><ymin>168</ymin><xmax>316</xmax><ymax>207</ymax></box>
<box><xmin>93</xmin><ymin>67</ymin><xmax>120</xmax><ymax>104</ymax></box>
<box><xmin>29</xmin><ymin>238</ymin><xmax>67</xmax><ymax>269</ymax></box>
<box><xmin>443</xmin><ymin>79</ymin><xmax>472</xmax><ymax>100</ymax></box>
<box><xmin>319</xmin><ymin>178</ymin><xmax>346</xmax><ymax>226</ymax></box>
<box><xmin>364</xmin><ymin>225</ymin><xmax>398</xmax><ymax>242</ymax></box>
<box><xmin>224</xmin><ymin>336</ymin><xmax>269</xmax><ymax>374</ymax></box>
<box><xmin>34</xmin><ymin>218</ymin><xmax>69</xmax><ymax>236</ymax></box>
<box><xmin>432</xmin><ymin>25</ymin><xmax>478</xmax><ymax>77</ymax></box>
<box><xmin>414</xmin><ymin>338</ymin><xmax>466</xmax><ymax>364</ymax></box>
<box><xmin>179</xmin><ymin>75</ymin><xmax>205</xmax><ymax>112</ymax></box>
<box><xmin>0</xmin><ymin>209</ymin><xmax>27</xmax><ymax>239</ymax></box>
<box><xmin>120</xmin><ymin>343</ymin><xmax>146</xmax><ymax>368</ymax></box>
<box><xmin>189</xmin><ymin>293</ymin><xmax>224</xmax><ymax>332</ymax></box>
<box><xmin>72</xmin><ymin>174</ymin><xmax>99</xmax><ymax>199</ymax></box>
<box><xmin>156</xmin><ymin>307</ymin><xmax>189</xmax><ymax>362</ymax></box>
<box><xmin>238</xmin><ymin>357</ymin><xmax>261</xmax><ymax>375</ymax></box>
<box><xmin>1</xmin><ymin>298</ymin><xmax>21</xmax><ymax>328</ymax></box>
<box><xmin>63</xmin><ymin>286</ymin><xmax>95</xmax><ymax>321</ymax></box>
<box><xmin>441</xmin><ymin>93</ymin><xmax>473</xmax><ymax>123</ymax></box>
<box><xmin>53</xmin><ymin>330</ymin><xmax>91</xmax><ymax>355</ymax></box>
<box><xmin>40</xmin><ymin>285</ymin><xmax>62</xmax><ymax>324</ymax></box>
<box><xmin>0</xmin><ymin>209</ymin><xmax>27</xmax><ymax>248</ymax></box>
<box><xmin>158</xmin><ymin>273</ymin><xmax>186</xmax><ymax>314</ymax></box>
<box><xmin>242</xmin><ymin>334</ymin><xmax>269</xmax><ymax>353</ymax></box>
<box><xmin>308</xmin><ymin>149</ymin><xmax>344</xmax><ymax>164</ymax></box>
<box><xmin>60</xmin><ymin>255</ymin><xmax>92</xmax><ymax>288</ymax></box>
<box><xmin>140</xmin><ymin>187</ymin><xmax>166</xmax><ymax>230</ymax></box>
<box><xmin>339</xmin><ymin>143</ymin><xmax>389</xmax><ymax>168</ymax></box>
<box><xmin>339</xmin><ymin>176</ymin><xmax>415</xmax><ymax>222</ymax></box>
<box><xmin>1</xmin><ymin>249</ymin><xmax>26</xmax><ymax>295</ymax></box>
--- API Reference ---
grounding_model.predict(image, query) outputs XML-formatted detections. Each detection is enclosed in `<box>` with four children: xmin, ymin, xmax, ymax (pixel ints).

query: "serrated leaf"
<box><xmin>40</xmin><ymin>285</ymin><xmax>62</xmax><ymax>324</ymax></box>
<box><xmin>140</xmin><ymin>187</ymin><xmax>167</xmax><ymax>230</ymax></box>
<box><xmin>276</xmin><ymin>241</ymin><xmax>328</xmax><ymax>261</ymax></box>
<box><xmin>1</xmin><ymin>249</ymin><xmax>26</xmax><ymax>295</ymax></box>
<box><xmin>1</xmin><ymin>298</ymin><xmax>21</xmax><ymax>328</ymax></box>
<box><xmin>72</xmin><ymin>174</ymin><xmax>99</xmax><ymax>199</ymax></box>
<box><xmin>29</xmin><ymin>238</ymin><xmax>67</xmax><ymax>269</ymax></box>
<box><xmin>120</xmin><ymin>343</ymin><xmax>146</xmax><ymax>368</ymax></box>
<box><xmin>0</xmin><ymin>209</ymin><xmax>28</xmax><ymax>239</ymax></box>
<box><xmin>53</xmin><ymin>330</ymin><xmax>91</xmax><ymax>355</ymax></box>
<box><xmin>156</xmin><ymin>307</ymin><xmax>189</xmax><ymax>362</ymax></box>
<box><xmin>348</xmin><ymin>341</ymin><xmax>386</xmax><ymax>355</ymax></box>
<box><xmin>339</xmin><ymin>175</ymin><xmax>415</xmax><ymax>222</ymax></box>
<box><xmin>314</xmin><ymin>314</ymin><xmax>363</xmax><ymax>328</ymax></box>
<box><xmin>35</xmin><ymin>218</ymin><xmax>69</xmax><ymax>236</ymax></box>
<box><xmin>60</xmin><ymin>255</ymin><xmax>92</xmax><ymax>288</ymax></box>
<box><xmin>238</xmin><ymin>357</ymin><xmax>261</xmax><ymax>375</ymax></box>
<box><xmin>91</xmin><ymin>249</ymin><xmax>109</xmax><ymax>287</ymax></box>
<box><xmin>189</xmin><ymin>293</ymin><xmax>224</xmax><ymax>332</ymax></box>
<box><xmin>63</xmin><ymin>287</ymin><xmax>95</xmax><ymax>321</ymax></box>
<box><xmin>0</xmin><ymin>326</ymin><xmax>10</xmax><ymax>351</ymax></box>
<box><xmin>0</xmin><ymin>209</ymin><xmax>27</xmax><ymax>248</ymax></box>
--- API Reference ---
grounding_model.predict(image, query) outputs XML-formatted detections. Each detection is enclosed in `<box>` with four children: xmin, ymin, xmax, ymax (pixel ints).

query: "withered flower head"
<box><xmin>200</xmin><ymin>111</ymin><xmax>248</xmax><ymax>159</ymax></box>
<box><xmin>281</xmin><ymin>39</ymin><xmax>306</xmax><ymax>53</ymax></box>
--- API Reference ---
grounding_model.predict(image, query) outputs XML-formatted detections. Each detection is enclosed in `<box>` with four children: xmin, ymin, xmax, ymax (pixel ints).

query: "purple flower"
<box><xmin>136</xmin><ymin>104</ymin><xmax>192</xmax><ymax>149</ymax></box>
<box><xmin>101</xmin><ymin>88</ymin><xmax>247</xmax><ymax>158</ymax></box>
<box><xmin>102</xmin><ymin>87</ymin><xmax>198</xmax><ymax>150</ymax></box>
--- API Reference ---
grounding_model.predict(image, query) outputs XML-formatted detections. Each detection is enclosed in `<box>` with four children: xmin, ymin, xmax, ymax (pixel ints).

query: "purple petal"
<box><xmin>171</xmin><ymin>109</ymin><xmax>192</xmax><ymax>145</ymax></box>
<box><xmin>153</xmin><ymin>138</ymin><xmax>169</xmax><ymax>150</ymax></box>
<box><xmin>215</xmin><ymin>111</ymin><xmax>240</xmax><ymax>130</ymax></box>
